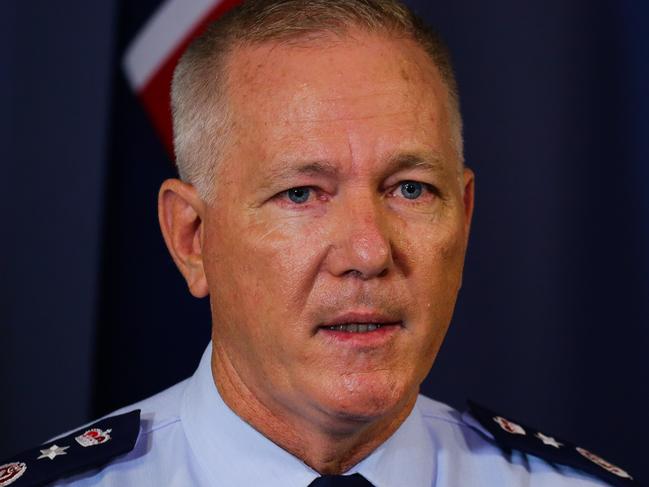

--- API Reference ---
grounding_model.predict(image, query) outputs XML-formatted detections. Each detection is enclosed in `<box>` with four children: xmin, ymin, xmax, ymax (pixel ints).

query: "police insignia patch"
<box><xmin>75</xmin><ymin>428</ymin><xmax>112</xmax><ymax>447</ymax></box>
<box><xmin>0</xmin><ymin>463</ymin><xmax>27</xmax><ymax>486</ymax></box>
<box><xmin>466</xmin><ymin>401</ymin><xmax>637</xmax><ymax>487</ymax></box>
<box><xmin>493</xmin><ymin>415</ymin><xmax>526</xmax><ymax>435</ymax></box>
<box><xmin>577</xmin><ymin>447</ymin><xmax>633</xmax><ymax>480</ymax></box>
<box><xmin>0</xmin><ymin>410</ymin><xmax>140</xmax><ymax>486</ymax></box>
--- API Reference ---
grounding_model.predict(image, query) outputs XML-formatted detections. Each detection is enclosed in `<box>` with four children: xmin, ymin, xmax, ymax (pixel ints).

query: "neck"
<box><xmin>211</xmin><ymin>342</ymin><xmax>417</xmax><ymax>474</ymax></box>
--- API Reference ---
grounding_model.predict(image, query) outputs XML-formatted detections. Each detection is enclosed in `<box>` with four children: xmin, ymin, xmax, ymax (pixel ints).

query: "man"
<box><xmin>0</xmin><ymin>1</ymin><xmax>635</xmax><ymax>486</ymax></box>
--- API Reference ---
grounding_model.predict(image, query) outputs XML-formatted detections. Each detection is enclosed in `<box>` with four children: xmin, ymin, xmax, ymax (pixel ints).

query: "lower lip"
<box><xmin>317</xmin><ymin>323</ymin><xmax>402</xmax><ymax>346</ymax></box>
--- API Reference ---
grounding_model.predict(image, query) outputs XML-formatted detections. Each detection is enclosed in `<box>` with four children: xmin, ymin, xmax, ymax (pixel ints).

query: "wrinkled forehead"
<box><xmin>225</xmin><ymin>31</ymin><xmax>448</xmax><ymax>119</ymax></box>
<box><xmin>220</xmin><ymin>31</ymin><xmax>454</xmax><ymax>164</ymax></box>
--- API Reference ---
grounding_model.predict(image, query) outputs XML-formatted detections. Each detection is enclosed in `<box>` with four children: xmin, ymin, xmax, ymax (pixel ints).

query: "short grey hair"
<box><xmin>172</xmin><ymin>0</ymin><xmax>463</xmax><ymax>201</ymax></box>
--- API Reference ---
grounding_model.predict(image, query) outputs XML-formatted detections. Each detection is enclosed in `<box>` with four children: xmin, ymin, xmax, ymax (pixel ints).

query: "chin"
<box><xmin>315</xmin><ymin>372</ymin><xmax>416</xmax><ymax>426</ymax></box>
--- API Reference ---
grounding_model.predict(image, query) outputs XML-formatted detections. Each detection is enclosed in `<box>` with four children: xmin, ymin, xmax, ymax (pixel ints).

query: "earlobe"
<box><xmin>158</xmin><ymin>179</ymin><xmax>210</xmax><ymax>298</ymax></box>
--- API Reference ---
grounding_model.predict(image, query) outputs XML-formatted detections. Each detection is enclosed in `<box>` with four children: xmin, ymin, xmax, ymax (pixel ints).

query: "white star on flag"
<box><xmin>535</xmin><ymin>432</ymin><xmax>563</xmax><ymax>448</ymax></box>
<box><xmin>38</xmin><ymin>444</ymin><xmax>70</xmax><ymax>460</ymax></box>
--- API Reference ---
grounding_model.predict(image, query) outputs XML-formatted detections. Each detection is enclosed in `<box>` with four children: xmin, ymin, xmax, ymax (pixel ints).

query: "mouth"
<box><xmin>322</xmin><ymin>323</ymin><xmax>391</xmax><ymax>333</ymax></box>
<box><xmin>316</xmin><ymin>311</ymin><xmax>403</xmax><ymax>342</ymax></box>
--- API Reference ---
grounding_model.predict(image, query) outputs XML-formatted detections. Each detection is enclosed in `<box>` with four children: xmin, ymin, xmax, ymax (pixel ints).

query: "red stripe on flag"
<box><xmin>137</xmin><ymin>0</ymin><xmax>243</xmax><ymax>159</ymax></box>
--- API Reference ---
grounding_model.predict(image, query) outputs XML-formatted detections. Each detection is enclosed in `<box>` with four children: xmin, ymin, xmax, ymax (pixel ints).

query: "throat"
<box><xmin>209</xmin><ymin>341</ymin><xmax>417</xmax><ymax>475</ymax></box>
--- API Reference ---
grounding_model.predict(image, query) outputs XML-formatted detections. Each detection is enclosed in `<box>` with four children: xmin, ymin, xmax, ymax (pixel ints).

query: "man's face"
<box><xmin>201</xmin><ymin>31</ymin><xmax>473</xmax><ymax>428</ymax></box>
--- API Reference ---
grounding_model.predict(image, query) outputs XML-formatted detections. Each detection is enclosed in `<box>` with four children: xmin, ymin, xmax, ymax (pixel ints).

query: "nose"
<box><xmin>324</xmin><ymin>193</ymin><xmax>394</xmax><ymax>280</ymax></box>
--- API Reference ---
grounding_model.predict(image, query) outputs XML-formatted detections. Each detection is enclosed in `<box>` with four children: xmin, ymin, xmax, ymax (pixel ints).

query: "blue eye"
<box><xmin>287</xmin><ymin>187</ymin><xmax>311</xmax><ymax>204</ymax></box>
<box><xmin>400</xmin><ymin>181</ymin><xmax>423</xmax><ymax>199</ymax></box>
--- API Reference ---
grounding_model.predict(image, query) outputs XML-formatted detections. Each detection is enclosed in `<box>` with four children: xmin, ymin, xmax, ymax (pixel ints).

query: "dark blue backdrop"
<box><xmin>2</xmin><ymin>0</ymin><xmax>647</xmax><ymax>482</ymax></box>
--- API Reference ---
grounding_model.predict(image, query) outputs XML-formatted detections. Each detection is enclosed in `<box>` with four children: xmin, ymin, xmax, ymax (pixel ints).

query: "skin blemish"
<box><xmin>399</xmin><ymin>66</ymin><xmax>411</xmax><ymax>82</ymax></box>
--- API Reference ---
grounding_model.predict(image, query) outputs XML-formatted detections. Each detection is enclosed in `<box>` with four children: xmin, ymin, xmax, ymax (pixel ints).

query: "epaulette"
<box><xmin>0</xmin><ymin>410</ymin><xmax>140</xmax><ymax>487</ymax></box>
<box><xmin>467</xmin><ymin>401</ymin><xmax>639</xmax><ymax>487</ymax></box>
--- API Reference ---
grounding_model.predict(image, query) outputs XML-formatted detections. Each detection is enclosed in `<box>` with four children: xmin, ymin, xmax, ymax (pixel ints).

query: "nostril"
<box><xmin>343</xmin><ymin>267</ymin><xmax>389</xmax><ymax>280</ymax></box>
<box><xmin>343</xmin><ymin>269</ymin><xmax>364</xmax><ymax>279</ymax></box>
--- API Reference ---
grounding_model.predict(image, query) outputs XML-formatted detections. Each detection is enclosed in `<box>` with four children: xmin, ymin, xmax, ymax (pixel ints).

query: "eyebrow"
<box><xmin>385</xmin><ymin>151</ymin><xmax>446</xmax><ymax>174</ymax></box>
<box><xmin>262</xmin><ymin>160</ymin><xmax>339</xmax><ymax>188</ymax></box>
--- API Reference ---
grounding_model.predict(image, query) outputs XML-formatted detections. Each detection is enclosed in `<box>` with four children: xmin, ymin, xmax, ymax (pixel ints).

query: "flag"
<box><xmin>92</xmin><ymin>0</ymin><xmax>241</xmax><ymax>415</ymax></box>
<box><xmin>122</xmin><ymin>0</ymin><xmax>242</xmax><ymax>156</ymax></box>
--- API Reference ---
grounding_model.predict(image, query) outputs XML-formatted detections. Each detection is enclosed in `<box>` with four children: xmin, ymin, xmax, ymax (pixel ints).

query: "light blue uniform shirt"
<box><xmin>54</xmin><ymin>343</ymin><xmax>609</xmax><ymax>486</ymax></box>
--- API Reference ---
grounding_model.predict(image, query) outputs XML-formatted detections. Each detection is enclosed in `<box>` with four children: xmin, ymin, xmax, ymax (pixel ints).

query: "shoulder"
<box><xmin>415</xmin><ymin>394</ymin><xmax>636</xmax><ymax>487</ymax></box>
<box><xmin>0</xmin><ymin>379</ymin><xmax>192</xmax><ymax>487</ymax></box>
<box><xmin>105</xmin><ymin>377</ymin><xmax>188</xmax><ymax>435</ymax></box>
<box><xmin>57</xmin><ymin>379</ymin><xmax>194</xmax><ymax>486</ymax></box>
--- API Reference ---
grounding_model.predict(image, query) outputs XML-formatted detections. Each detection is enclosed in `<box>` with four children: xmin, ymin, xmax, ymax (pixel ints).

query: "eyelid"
<box><xmin>275</xmin><ymin>185</ymin><xmax>322</xmax><ymax>205</ymax></box>
<box><xmin>389</xmin><ymin>180</ymin><xmax>439</xmax><ymax>198</ymax></box>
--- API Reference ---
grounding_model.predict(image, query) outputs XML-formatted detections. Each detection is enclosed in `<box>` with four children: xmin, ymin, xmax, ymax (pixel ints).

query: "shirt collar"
<box><xmin>352</xmin><ymin>400</ymin><xmax>435</xmax><ymax>487</ymax></box>
<box><xmin>181</xmin><ymin>343</ymin><xmax>435</xmax><ymax>487</ymax></box>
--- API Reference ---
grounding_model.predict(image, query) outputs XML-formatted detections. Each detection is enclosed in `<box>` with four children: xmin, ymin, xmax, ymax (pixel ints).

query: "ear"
<box><xmin>462</xmin><ymin>167</ymin><xmax>475</xmax><ymax>234</ymax></box>
<box><xmin>158</xmin><ymin>179</ymin><xmax>209</xmax><ymax>298</ymax></box>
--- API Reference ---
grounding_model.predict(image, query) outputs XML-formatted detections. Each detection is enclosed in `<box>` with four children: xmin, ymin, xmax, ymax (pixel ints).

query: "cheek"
<box><xmin>249</xmin><ymin>219</ymin><xmax>328</xmax><ymax>302</ymax></box>
<box><xmin>204</xmin><ymin>212</ymin><xmax>328</xmax><ymax>329</ymax></box>
<box><xmin>404</xmin><ymin>212</ymin><xmax>466</xmax><ymax>276</ymax></box>
<box><xmin>403</xmin><ymin>216</ymin><xmax>467</xmax><ymax>320</ymax></box>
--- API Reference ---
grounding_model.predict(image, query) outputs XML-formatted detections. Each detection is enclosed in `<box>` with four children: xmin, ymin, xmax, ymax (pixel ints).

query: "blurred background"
<box><xmin>1</xmin><ymin>0</ymin><xmax>647</xmax><ymax>482</ymax></box>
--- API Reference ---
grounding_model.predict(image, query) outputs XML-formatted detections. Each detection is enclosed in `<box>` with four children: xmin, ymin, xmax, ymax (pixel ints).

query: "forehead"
<box><xmin>221</xmin><ymin>31</ymin><xmax>455</xmax><ymax>174</ymax></box>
